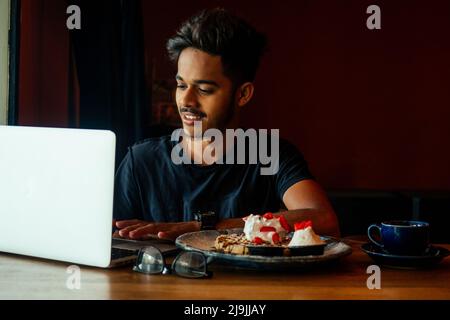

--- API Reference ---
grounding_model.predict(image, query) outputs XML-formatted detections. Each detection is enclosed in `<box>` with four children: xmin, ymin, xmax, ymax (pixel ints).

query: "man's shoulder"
<box><xmin>277</xmin><ymin>136</ymin><xmax>303</xmax><ymax>154</ymax></box>
<box><xmin>129</xmin><ymin>135</ymin><xmax>173</xmax><ymax>158</ymax></box>
<box><xmin>277</xmin><ymin>136</ymin><xmax>294</xmax><ymax>147</ymax></box>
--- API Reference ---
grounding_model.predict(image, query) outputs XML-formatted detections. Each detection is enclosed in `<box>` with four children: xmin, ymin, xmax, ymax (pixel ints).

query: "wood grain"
<box><xmin>0</xmin><ymin>239</ymin><xmax>449</xmax><ymax>300</ymax></box>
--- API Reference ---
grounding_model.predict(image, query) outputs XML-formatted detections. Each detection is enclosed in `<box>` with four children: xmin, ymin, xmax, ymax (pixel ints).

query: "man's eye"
<box><xmin>177</xmin><ymin>84</ymin><xmax>187</xmax><ymax>90</ymax></box>
<box><xmin>199</xmin><ymin>88</ymin><xmax>213</xmax><ymax>95</ymax></box>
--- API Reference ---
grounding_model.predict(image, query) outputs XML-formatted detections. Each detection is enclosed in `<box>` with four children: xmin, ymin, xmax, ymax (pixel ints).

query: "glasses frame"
<box><xmin>132</xmin><ymin>246</ymin><xmax>212</xmax><ymax>279</ymax></box>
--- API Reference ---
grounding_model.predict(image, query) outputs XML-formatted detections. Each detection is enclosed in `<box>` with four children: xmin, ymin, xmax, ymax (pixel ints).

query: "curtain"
<box><xmin>71</xmin><ymin>0</ymin><xmax>150</xmax><ymax>164</ymax></box>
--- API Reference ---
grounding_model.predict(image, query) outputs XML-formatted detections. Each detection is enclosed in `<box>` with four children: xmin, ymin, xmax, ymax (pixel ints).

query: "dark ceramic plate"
<box><xmin>289</xmin><ymin>243</ymin><xmax>326</xmax><ymax>256</ymax></box>
<box><xmin>361</xmin><ymin>243</ymin><xmax>450</xmax><ymax>269</ymax></box>
<box><xmin>175</xmin><ymin>229</ymin><xmax>352</xmax><ymax>270</ymax></box>
<box><xmin>246</xmin><ymin>245</ymin><xmax>286</xmax><ymax>256</ymax></box>
<box><xmin>245</xmin><ymin>243</ymin><xmax>327</xmax><ymax>257</ymax></box>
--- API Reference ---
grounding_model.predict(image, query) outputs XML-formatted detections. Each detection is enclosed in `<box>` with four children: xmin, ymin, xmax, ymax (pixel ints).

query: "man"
<box><xmin>113</xmin><ymin>8</ymin><xmax>340</xmax><ymax>241</ymax></box>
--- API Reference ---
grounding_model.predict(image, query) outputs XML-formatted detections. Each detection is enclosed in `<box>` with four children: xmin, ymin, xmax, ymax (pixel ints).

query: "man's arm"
<box><xmin>114</xmin><ymin>179</ymin><xmax>340</xmax><ymax>240</ymax></box>
<box><xmin>280</xmin><ymin>179</ymin><xmax>340</xmax><ymax>237</ymax></box>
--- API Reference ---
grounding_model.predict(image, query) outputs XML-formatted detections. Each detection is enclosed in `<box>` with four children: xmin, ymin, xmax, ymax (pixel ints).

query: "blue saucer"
<box><xmin>361</xmin><ymin>243</ymin><xmax>450</xmax><ymax>269</ymax></box>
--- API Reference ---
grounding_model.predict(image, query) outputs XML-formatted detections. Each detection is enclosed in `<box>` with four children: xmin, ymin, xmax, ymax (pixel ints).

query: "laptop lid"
<box><xmin>0</xmin><ymin>125</ymin><xmax>115</xmax><ymax>267</ymax></box>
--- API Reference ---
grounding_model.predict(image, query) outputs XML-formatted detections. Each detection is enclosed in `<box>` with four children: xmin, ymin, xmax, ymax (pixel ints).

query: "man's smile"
<box><xmin>182</xmin><ymin>113</ymin><xmax>204</xmax><ymax>126</ymax></box>
<box><xmin>180</xmin><ymin>108</ymin><xmax>206</xmax><ymax>126</ymax></box>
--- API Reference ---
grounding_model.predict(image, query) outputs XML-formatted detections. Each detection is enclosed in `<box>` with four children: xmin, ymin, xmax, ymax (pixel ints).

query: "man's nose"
<box><xmin>178</xmin><ymin>87</ymin><xmax>199</xmax><ymax>109</ymax></box>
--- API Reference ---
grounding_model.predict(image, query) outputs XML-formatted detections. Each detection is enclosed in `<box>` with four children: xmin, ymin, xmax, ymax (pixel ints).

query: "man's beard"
<box><xmin>216</xmin><ymin>99</ymin><xmax>236</xmax><ymax>132</ymax></box>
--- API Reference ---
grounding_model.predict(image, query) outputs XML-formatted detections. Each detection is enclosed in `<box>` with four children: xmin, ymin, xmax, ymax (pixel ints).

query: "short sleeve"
<box><xmin>113</xmin><ymin>148</ymin><xmax>144</xmax><ymax>220</ymax></box>
<box><xmin>275</xmin><ymin>140</ymin><xmax>315</xmax><ymax>201</ymax></box>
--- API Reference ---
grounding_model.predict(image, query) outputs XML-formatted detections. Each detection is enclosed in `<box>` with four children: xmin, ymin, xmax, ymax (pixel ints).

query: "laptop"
<box><xmin>0</xmin><ymin>125</ymin><xmax>178</xmax><ymax>268</ymax></box>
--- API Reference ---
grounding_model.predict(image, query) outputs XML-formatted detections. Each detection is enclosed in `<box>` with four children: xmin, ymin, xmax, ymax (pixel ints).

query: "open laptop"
<box><xmin>0</xmin><ymin>125</ymin><xmax>178</xmax><ymax>268</ymax></box>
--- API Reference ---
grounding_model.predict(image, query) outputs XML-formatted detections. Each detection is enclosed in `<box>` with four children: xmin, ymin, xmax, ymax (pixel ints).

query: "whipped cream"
<box><xmin>288</xmin><ymin>226</ymin><xmax>325</xmax><ymax>247</ymax></box>
<box><xmin>243</xmin><ymin>214</ymin><xmax>288</xmax><ymax>245</ymax></box>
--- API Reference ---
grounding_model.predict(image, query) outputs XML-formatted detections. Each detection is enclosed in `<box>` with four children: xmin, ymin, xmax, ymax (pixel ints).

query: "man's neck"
<box><xmin>182</xmin><ymin>127</ymin><xmax>237</xmax><ymax>166</ymax></box>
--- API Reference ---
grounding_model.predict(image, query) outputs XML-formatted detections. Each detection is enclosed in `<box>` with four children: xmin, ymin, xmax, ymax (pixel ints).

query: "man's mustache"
<box><xmin>180</xmin><ymin>107</ymin><xmax>206</xmax><ymax>118</ymax></box>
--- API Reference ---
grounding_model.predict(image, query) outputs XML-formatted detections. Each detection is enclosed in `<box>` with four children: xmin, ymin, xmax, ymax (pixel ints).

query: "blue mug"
<box><xmin>367</xmin><ymin>220</ymin><xmax>430</xmax><ymax>255</ymax></box>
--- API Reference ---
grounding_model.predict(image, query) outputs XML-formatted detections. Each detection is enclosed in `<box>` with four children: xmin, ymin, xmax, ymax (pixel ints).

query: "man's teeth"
<box><xmin>185</xmin><ymin>114</ymin><xmax>202</xmax><ymax>120</ymax></box>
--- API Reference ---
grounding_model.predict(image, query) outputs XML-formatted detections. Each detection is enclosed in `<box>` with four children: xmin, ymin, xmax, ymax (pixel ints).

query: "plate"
<box><xmin>175</xmin><ymin>228</ymin><xmax>352</xmax><ymax>270</ymax></box>
<box><xmin>361</xmin><ymin>243</ymin><xmax>450</xmax><ymax>269</ymax></box>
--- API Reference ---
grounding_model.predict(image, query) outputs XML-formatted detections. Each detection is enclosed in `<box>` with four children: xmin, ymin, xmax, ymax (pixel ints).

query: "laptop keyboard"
<box><xmin>111</xmin><ymin>247</ymin><xmax>137</xmax><ymax>260</ymax></box>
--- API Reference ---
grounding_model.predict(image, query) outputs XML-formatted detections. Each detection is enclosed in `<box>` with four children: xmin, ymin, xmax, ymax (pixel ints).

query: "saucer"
<box><xmin>361</xmin><ymin>243</ymin><xmax>450</xmax><ymax>269</ymax></box>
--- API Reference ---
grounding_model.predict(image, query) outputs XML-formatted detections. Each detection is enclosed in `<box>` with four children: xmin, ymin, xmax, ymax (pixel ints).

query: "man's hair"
<box><xmin>167</xmin><ymin>8</ymin><xmax>267</xmax><ymax>85</ymax></box>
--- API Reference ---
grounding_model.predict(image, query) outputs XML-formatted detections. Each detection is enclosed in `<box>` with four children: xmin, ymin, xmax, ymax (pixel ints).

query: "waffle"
<box><xmin>214</xmin><ymin>233</ymin><xmax>251</xmax><ymax>255</ymax></box>
<box><xmin>215</xmin><ymin>233</ymin><xmax>295</xmax><ymax>256</ymax></box>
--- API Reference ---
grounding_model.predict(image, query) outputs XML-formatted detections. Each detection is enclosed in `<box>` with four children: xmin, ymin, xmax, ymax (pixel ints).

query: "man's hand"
<box><xmin>113</xmin><ymin>219</ymin><xmax>201</xmax><ymax>241</ymax></box>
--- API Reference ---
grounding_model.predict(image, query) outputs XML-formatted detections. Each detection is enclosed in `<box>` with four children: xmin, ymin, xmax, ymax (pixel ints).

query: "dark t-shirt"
<box><xmin>113</xmin><ymin>135</ymin><xmax>314</xmax><ymax>222</ymax></box>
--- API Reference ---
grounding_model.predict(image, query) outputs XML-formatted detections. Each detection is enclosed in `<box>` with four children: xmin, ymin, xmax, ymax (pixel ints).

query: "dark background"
<box><xmin>14</xmin><ymin>0</ymin><xmax>450</xmax><ymax>238</ymax></box>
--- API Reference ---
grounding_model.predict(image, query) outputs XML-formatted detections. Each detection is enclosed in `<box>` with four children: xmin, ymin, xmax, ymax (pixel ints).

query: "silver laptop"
<box><xmin>0</xmin><ymin>125</ymin><xmax>177</xmax><ymax>268</ymax></box>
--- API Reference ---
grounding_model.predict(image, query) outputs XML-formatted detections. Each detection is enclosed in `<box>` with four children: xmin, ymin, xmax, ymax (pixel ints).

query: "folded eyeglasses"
<box><xmin>133</xmin><ymin>246</ymin><xmax>212</xmax><ymax>279</ymax></box>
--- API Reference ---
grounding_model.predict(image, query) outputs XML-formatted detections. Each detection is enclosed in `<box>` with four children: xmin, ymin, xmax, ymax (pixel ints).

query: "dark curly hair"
<box><xmin>167</xmin><ymin>8</ymin><xmax>267</xmax><ymax>85</ymax></box>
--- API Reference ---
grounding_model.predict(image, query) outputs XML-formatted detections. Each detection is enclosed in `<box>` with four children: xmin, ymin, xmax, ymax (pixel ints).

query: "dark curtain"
<box><xmin>71</xmin><ymin>0</ymin><xmax>150</xmax><ymax>164</ymax></box>
<box><xmin>8</xmin><ymin>0</ymin><xmax>21</xmax><ymax>125</ymax></box>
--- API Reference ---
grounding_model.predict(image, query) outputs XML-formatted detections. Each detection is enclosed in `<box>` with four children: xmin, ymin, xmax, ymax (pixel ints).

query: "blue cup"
<box><xmin>367</xmin><ymin>220</ymin><xmax>430</xmax><ymax>256</ymax></box>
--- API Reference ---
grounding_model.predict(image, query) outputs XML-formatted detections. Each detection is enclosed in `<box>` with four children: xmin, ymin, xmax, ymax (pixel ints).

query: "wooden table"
<box><xmin>1</xmin><ymin>238</ymin><xmax>449</xmax><ymax>300</ymax></box>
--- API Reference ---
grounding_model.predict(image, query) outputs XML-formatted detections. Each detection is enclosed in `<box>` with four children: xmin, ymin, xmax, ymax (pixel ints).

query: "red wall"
<box><xmin>19</xmin><ymin>0</ymin><xmax>69</xmax><ymax>127</ymax></box>
<box><xmin>142</xmin><ymin>0</ymin><xmax>450</xmax><ymax>191</ymax></box>
<box><xmin>17</xmin><ymin>0</ymin><xmax>450</xmax><ymax>191</ymax></box>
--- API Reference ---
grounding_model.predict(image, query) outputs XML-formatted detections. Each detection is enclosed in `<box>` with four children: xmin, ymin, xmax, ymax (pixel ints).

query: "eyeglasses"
<box><xmin>133</xmin><ymin>246</ymin><xmax>212</xmax><ymax>279</ymax></box>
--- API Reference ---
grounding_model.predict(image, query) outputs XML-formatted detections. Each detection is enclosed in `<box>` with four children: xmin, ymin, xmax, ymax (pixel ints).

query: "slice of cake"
<box><xmin>288</xmin><ymin>220</ymin><xmax>325</xmax><ymax>247</ymax></box>
<box><xmin>243</xmin><ymin>213</ymin><xmax>290</xmax><ymax>245</ymax></box>
<box><xmin>214</xmin><ymin>214</ymin><xmax>326</xmax><ymax>256</ymax></box>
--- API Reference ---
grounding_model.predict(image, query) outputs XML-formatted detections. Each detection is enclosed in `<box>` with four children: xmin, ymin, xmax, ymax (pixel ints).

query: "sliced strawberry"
<box><xmin>294</xmin><ymin>222</ymin><xmax>305</xmax><ymax>231</ymax></box>
<box><xmin>260</xmin><ymin>226</ymin><xmax>276</xmax><ymax>232</ymax></box>
<box><xmin>272</xmin><ymin>232</ymin><xmax>280</xmax><ymax>244</ymax></box>
<box><xmin>253</xmin><ymin>237</ymin><xmax>264</xmax><ymax>245</ymax></box>
<box><xmin>294</xmin><ymin>220</ymin><xmax>313</xmax><ymax>231</ymax></box>
<box><xmin>277</xmin><ymin>215</ymin><xmax>291</xmax><ymax>232</ymax></box>
<box><xmin>263</xmin><ymin>212</ymin><xmax>274</xmax><ymax>220</ymax></box>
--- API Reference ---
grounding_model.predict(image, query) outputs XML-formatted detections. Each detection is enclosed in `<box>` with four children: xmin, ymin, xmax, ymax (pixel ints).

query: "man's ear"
<box><xmin>235</xmin><ymin>82</ymin><xmax>255</xmax><ymax>107</ymax></box>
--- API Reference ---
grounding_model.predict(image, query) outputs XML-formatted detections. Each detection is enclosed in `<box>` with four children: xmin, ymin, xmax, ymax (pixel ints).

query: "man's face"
<box><xmin>176</xmin><ymin>48</ymin><xmax>236</xmax><ymax>137</ymax></box>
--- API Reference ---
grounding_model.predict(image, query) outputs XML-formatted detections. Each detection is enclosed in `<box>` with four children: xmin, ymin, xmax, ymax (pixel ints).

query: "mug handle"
<box><xmin>367</xmin><ymin>224</ymin><xmax>384</xmax><ymax>248</ymax></box>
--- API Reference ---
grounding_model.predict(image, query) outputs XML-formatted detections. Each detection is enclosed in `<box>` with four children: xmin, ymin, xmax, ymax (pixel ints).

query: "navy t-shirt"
<box><xmin>113</xmin><ymin>135</ymin><xmax>314</xmax><ymax>222</ymax></box>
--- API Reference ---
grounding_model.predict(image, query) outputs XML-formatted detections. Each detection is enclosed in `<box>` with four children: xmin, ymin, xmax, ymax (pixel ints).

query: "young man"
<box><xmin>113</xmin><ymin>8</ymin><xmax>340</xmax><ymax>241</ymax></box>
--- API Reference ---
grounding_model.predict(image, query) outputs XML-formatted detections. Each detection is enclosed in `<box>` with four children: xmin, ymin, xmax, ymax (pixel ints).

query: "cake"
<box><xmin>288</xmin><ymin>220</ymin><xmax>325</xmax><ymax>247</ymax></box>
<box><xmin>214</xmin><ymin>213</ymin><xmax>325</xmax><ymax>256</ymax></box>
<box><xmin>242</xmin><ymin>213</ymin><xmax>290</xmax><ymax>245</ymax></box>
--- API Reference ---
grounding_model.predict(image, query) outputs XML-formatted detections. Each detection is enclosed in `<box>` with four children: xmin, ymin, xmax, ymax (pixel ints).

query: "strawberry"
<box><xmin>277</xmin><ymin>215</ymin><xmax>291</xmax><ymax>232</ymax></box>
<box><xmin>294</xmin><ymin>222</ymin><xmax>304</xmax><ymax>231</ymax></box>
<box><xmin>272</xmin><ymin>232</ymin><xmax>281</xmax><ymax>244</ymax></box>
<box><xmin>253</xmin><ymin>237</ymin><xmax>264</xmax><ymax>245</ymax></box>
<box><xmin>260</xmin><ymin>226</ymin><xmax>276</xmax><ymax>232</ymax></box>
<box><xmin>294</xmin><ymin>220</ymin><xmax>313</xmax><ymax>231</ymax></box>
<box><xmin>263</xmin><ymin>212</ymin><xmax>274</xmax><ymax>220</ymax></box>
